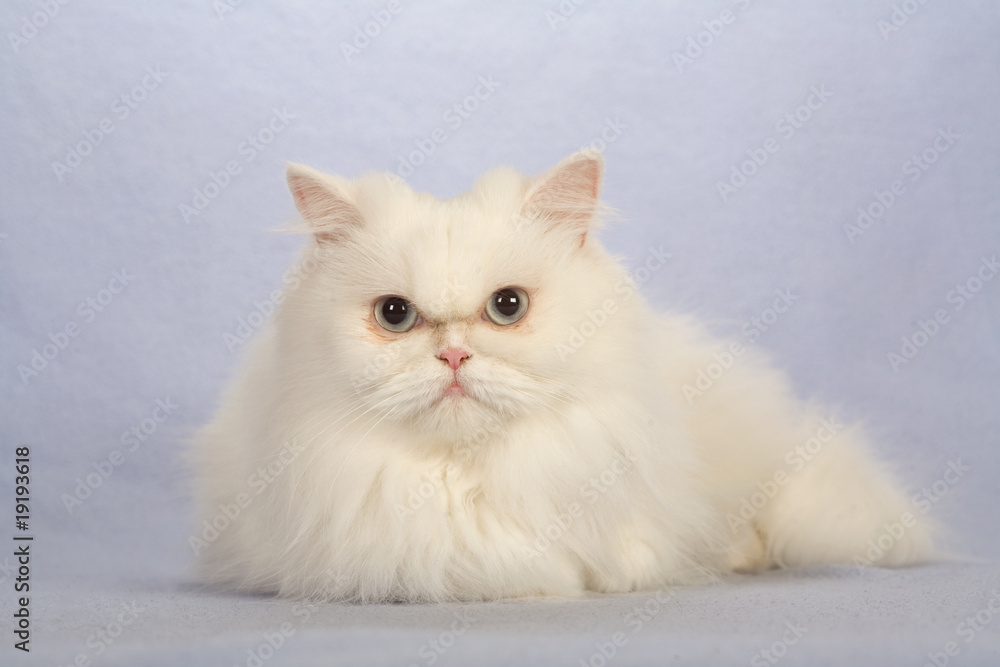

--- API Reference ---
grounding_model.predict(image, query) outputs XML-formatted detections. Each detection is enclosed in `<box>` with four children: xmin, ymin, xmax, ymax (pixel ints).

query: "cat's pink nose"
<box><xmin>439</xmin><ymin>348</ymin><xmax>470</xmax><ymax>371</ymax></box>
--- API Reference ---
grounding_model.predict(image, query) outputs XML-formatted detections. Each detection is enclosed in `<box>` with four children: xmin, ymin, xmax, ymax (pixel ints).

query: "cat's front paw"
<box><xmin>727</xmin><ymin>526</ymin><xmax>773</xmax><ymax>572</ymax></box>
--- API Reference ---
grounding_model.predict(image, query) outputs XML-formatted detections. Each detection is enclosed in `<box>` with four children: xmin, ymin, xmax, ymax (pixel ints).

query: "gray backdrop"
<box><xmin>2</xmin><ymin>1</ymin><xmax>998</xmax><ymax>665</ymax></box>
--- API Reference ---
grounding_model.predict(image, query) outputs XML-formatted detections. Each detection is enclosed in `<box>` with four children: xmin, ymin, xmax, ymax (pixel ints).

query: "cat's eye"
<box><xmin>484</xmin><ymin>287</ymin><xmax>529</xmax><ymax>326</ymax></box>
<box><xmin>373</xmin><ymin>296</ymin><xmax>418</xmax><ymax>333</ymax></box>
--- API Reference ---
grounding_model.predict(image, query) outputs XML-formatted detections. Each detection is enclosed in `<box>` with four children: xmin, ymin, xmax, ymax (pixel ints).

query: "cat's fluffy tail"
<box><xmin>662</xmin><ymin>316</ymin><xmax>936</xmax><ymax>573</ymax></box>
<box><xmin>750</xmin><ymin>423</ymin><xmax>936</xmax><ymax>571</ymax></box>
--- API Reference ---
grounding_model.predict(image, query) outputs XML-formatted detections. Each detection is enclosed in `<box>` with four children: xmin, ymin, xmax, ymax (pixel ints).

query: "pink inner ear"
<box><xmin>287</xmin><ymin>168</ymin><xmax>363</xmax><ymax>243</ymax></box>
<box><xmin>544</xmin><ymin>158</ymin><xmax>601</xmax><ymax>202</ymax></box>
<box><xmin>525</xmin><ymin>155</ymin><xmax>603</xmax><ymax>239</ymax></box>
<box><xmin>288</xmin><ymin>173</ymin><xmax>333</xmax><ymax>220</ymax></box>
<box><xmin>290</xmin><ymin>181</ymin><xmax>313</xmax><ymax>212</ymax></box>
<box><xmin>575</xmin><ymin>159</ymin><xmax>602</xmax><ymax>199</ymax></box>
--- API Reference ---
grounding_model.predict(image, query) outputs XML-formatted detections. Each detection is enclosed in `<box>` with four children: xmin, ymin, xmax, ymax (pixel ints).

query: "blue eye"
<box><xmin>374</xmin><ymin>296</ymin><xmax>418</xmax><ymax>332</ymax></box>
<box><xmin>485</xmin><ymin>288</ymin><xmax>528</xmax><ymax>326</ymax></box>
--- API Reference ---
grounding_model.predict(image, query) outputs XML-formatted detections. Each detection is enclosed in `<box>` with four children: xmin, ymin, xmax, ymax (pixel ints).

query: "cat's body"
<box><xmin>193</xmin><ymin>152</ymin><xmax>933</xmax><ymax>601</ymax></box>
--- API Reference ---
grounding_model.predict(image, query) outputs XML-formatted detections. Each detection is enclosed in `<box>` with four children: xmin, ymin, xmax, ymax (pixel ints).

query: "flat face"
<box><xmin>293</xmin><ymin>168</ymin><xmax>614</xmax><ymax>443</ymax></box>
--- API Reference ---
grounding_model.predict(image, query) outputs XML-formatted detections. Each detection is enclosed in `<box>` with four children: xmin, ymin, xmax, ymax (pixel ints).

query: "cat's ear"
<box><xmin>522</xmin><ymin>150</ymin><xmax>604</xmax><ymax>246</ymax></box>
<box><xmin>286</xmin><ymin>163</ymin><xmax>363</xmax><ymax>244</ymax></box>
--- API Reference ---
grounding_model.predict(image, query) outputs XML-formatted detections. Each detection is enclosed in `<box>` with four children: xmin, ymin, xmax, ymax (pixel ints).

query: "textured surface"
<box><xmin>18</xmin><ymin>564</ymin><xmax>1000</xmax><ymax>667</ymax></box>
<box><xmin>1</xmin><ymin>1</ymin><xmax>998</xmax><ymax>665</ymax></box>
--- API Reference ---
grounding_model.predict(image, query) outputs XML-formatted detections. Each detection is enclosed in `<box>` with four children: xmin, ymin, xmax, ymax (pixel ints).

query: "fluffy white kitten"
<box><xmin>193</xmin><ymin>151</ymin><xmax>934</xmax><ymax>602</ymax></box>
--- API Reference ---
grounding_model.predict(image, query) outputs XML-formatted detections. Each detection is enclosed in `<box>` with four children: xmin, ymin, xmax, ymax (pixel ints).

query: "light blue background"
<box><xmin>1</xmin><ymin>1</ymin><xmax>998</xmax><ymax>665</ymax></box>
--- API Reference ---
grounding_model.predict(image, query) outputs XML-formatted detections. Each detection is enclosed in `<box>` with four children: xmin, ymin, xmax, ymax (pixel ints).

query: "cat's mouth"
<box><xmin>444</xmin><ymin>381</ymin><xmax>466</xmax><ymax>398</ymax></box>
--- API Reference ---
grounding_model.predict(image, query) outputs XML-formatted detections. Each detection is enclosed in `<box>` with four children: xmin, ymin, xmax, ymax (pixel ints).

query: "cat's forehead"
<box><xmin>363</xmin><ymin>183</ymin><xmax>541</xmax><ymax>318</ymax></box>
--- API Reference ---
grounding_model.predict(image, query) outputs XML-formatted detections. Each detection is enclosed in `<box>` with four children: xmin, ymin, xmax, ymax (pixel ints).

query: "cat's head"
<box><xmin>284</xmin><ymin>152</ymin><xmax>635</xmax><ymax>446</ymax></box>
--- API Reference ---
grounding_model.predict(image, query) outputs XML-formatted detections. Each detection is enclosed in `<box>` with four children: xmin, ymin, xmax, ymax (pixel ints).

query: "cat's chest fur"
<box><xmin>249</xmin><ymin>384</ymin><xmax>719</xmax><ymax>600</ymax></box>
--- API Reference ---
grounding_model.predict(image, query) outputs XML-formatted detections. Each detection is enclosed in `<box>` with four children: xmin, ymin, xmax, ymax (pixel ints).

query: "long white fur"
<box><xmin>192</xmin><ymin>151</ymin><xmax>934</xmax><ymax>602</ymax></box>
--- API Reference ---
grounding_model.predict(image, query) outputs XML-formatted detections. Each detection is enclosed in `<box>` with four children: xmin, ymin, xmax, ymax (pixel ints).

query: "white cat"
<box><xmin>192</xmin><ymin>151</ymin><xmax>934</xmax><ymax>602</ymax></box>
